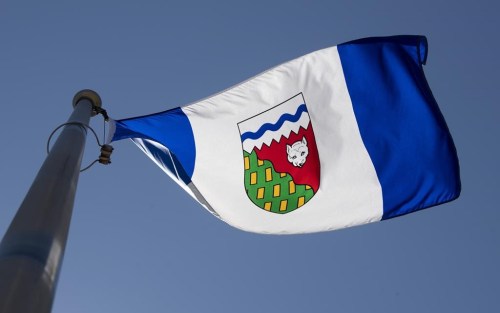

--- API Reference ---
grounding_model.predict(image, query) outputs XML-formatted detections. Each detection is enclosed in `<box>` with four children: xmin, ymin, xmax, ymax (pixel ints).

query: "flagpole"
<box><xmin>0</xmin><ymin>90</ymin><xmax>101</xmax><ymax>313</ymax></box>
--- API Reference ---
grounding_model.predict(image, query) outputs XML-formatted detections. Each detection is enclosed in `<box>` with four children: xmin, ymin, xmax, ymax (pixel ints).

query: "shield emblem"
<box><xmin>238</xmin><ymin>93</ymin><xmax>321</xmax><ymax>214</ymax></box>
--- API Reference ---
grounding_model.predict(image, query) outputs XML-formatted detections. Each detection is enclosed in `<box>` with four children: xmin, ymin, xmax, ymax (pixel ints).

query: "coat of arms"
<box><xmin>238</xmin><ymin>93</ymin><xmax>320</xmax><ymax>214</ymax></box>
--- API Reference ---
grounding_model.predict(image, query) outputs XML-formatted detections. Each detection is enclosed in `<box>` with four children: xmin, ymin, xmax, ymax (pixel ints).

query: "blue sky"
<box><xmin>1</xmin><ymin>1</ymin><xmax>498</xmax><ymax>312</ymax></box>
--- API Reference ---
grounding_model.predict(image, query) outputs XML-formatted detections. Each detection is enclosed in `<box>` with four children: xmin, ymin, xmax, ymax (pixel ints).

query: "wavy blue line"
<box><xmin>241</xmin><ymin>104</ymin><xmax>308</xmax><ymax>142</ymax></box>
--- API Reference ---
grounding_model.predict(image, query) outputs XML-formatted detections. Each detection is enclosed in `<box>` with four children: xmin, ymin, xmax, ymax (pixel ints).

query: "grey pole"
<box><xmin>0</xmin><ymin>90</ymin><xmax>101</xmax><ymax>313</ymax></box>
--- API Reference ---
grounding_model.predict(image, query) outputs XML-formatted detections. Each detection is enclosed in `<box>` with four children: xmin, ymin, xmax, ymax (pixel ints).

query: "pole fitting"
<box><xmin>99</xmin><ymin>144</ymin><xmax>114</xmax><ymax>165</ymax></box>
<box><xmin>72</xmin><ymin>89</ymin><xmax>102</xmax><ymax>117</ymax></box>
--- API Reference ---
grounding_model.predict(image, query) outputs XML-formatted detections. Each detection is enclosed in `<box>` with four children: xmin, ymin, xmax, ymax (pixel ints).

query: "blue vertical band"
<box><xmin>338</xmin><ymin>36</ymin><xmax>461</xmax><ymax>219</ymax></box>
<box><xmin>112</xmin><ymin>107</ymin><xmax>196</xmax><ymax>181</ymax></box>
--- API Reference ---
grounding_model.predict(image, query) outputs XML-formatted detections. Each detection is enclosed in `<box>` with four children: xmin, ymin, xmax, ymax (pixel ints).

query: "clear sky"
<box><xmin>0</xmin><ymin>0</ymin><xmax>498</xmax><ymax>312</ymax></box>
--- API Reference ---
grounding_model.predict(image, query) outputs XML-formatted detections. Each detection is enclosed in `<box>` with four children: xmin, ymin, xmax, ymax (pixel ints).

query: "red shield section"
<box><xmin>255</xmin><ymin>122</ymin><xmax>320</xmax><ymax>192</ymax></box>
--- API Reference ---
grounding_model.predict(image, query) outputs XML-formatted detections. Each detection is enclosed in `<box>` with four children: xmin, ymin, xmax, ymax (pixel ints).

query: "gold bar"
<box><xmin>264</xmin><ymin>202</ymin><xmax>272</xmax><ymax>211</ymax></box>
<box><xmin>273</xmin><ymin>184</ymin><xmax>280</xmax><ymax>197</ymax></box>
<box><xmin>250</xmin><ymin>172</ymin><xmax>257</xmax><ymax>185</ymax></box>
<box><xmin>279</xmin><ymin>200</ymin><xmax>288</xmax><ymax>211</ymax></box>
<box><xmin>257</xmin><ymin>188</ymin><xmax>265</xmax><ymax>199</ymax></box>
<box><xmin>244</xmin><ymin>156</ymin><xmax>250</xmax><ymax>170</ymax></box>
<box><xmin>265</xmin><ymin>168</ymin><xmax>273</xmax><ymax>181</ymax></box>
<box><xmin>298</xmin><ymin>196</ymin><xmax>305</xmax><ymax>207</ymax></box>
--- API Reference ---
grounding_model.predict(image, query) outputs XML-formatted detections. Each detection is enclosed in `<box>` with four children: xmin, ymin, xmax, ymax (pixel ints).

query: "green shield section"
<box><xmin>243</xmin><ymin>150</ymin><xmax>314</xmax><ymax>214</ymax></box>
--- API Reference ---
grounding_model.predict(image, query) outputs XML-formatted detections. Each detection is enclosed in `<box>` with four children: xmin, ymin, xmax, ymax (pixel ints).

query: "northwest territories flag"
<box><xmin>109</xmin><ymin>36</ymin><xmax>461</xmax><ymax>234</ymax></box>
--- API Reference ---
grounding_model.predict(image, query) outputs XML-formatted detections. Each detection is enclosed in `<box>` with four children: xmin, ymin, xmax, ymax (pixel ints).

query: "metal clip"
<box><xmin>99</xmin><ymin>144</ymin><xmax>114</xmax><ymax>165</ymax></box>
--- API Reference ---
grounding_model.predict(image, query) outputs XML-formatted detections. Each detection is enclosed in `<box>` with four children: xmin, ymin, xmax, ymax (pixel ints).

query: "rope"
<box><xmin>80</xmin><ymin>160</ymin><xmax>100</xmax><ymax>172</ymax></box>
<box><xmin>46</xmin><ymin>122</ymin><xmax>102</xmax><ymax>154</ymax></box>
<box><xmin>46</xmin><ymin>118</ymin><xmax>112</xmax><ymax>172</ymax></box>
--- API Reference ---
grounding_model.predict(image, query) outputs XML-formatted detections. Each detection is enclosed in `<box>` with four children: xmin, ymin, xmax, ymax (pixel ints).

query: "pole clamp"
<box><xmin>99</xmin><ymin>144</ymin><xmax>114</xmax><ymax>165</ymax></box>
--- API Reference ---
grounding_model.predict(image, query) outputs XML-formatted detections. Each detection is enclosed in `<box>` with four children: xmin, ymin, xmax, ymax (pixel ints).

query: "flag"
<box><xmin>109</xmin><ymin>35</ymin><xmax>461</xmax><ymax>234</ymax></box>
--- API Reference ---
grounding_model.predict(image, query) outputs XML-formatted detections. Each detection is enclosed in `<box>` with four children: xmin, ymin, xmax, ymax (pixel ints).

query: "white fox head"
<box><xmin>287</xmin><ymin>137</ymin><xmax>309</xmax><ymax>167</ymax></box>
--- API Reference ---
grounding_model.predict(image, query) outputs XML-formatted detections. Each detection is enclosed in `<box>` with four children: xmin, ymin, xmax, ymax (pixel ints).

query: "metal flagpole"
<box><xmin>0</xmin><ymin>90</ymin><xmax>101</xmax><ymax>313</ymax></box>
